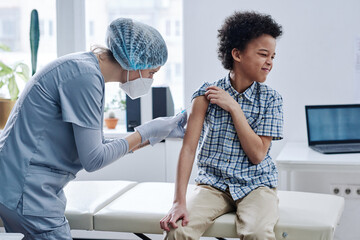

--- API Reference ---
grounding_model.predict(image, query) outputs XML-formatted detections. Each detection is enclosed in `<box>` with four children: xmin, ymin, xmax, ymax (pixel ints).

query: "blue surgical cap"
<box><xmin>106</xmin><ymin>18</ymin><xmax>168</xmax><ymax>70</ymax></box>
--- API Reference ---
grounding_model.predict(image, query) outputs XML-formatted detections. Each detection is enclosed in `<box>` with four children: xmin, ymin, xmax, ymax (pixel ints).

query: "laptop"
<box><xmin>305</xmin><ymin>104</ymin><xmax>360</xmax><ymax>154</ymax></box>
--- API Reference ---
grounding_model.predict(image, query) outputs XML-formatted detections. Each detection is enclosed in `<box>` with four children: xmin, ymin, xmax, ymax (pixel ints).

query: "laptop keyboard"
<box><xmin>315</xmin><ymin>143</ymin><xmax>360</xmax><ymax>152</ymax></box>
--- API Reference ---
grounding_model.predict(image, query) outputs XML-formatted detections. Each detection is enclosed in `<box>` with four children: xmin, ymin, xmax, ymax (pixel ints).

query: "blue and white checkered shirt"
<box><xmin>191</xmin><ymin>74</ymin><xmax>283</xmax><ymax>201</ymax></box>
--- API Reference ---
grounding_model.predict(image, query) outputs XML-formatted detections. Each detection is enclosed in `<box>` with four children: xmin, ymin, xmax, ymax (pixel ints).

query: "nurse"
<box><xmin>0</xmin><ymin>18</ymin><xmax>186</xmax><ymax>239</ymax></box>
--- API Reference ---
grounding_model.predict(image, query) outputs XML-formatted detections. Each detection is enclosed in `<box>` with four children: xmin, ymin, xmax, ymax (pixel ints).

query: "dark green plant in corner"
<box><xmin>30</xmin><ymin>9</ymin><xmax>40</xmax><ymax>76</ymax></box>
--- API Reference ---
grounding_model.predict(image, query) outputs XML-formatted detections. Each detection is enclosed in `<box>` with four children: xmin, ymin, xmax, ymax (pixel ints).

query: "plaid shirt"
<box><xmin>191</xmin><ymin>74</ymin><xmax>283</xmax><ymax>201</ymax></box>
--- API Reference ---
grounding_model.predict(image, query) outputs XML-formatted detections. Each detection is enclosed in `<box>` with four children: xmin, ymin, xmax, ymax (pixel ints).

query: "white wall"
<box><xmin>183</xmin><ymin>0</ymin><xmax>360</xmax><ymax>157</ymax></box>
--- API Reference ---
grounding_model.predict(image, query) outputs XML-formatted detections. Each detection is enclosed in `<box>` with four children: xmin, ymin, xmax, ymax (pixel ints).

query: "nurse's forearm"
<box><xmin>73</xmin><ymin>124</ymin><xmax>129</xmax><ymax>172</ymax></box>
<box><xmin>125</xmin><ymin>131</ymin><xmax>144</xmax><ymax>151</ymax></box>
<box><xmin>104</xmin><ymin>131</ymin><xmax>146</xmax><ymax>151</ymax></box>
<box><xmin>129</xmin><ymin>140</ymin><xmax>150</xmax><ymax>152</ymax></box>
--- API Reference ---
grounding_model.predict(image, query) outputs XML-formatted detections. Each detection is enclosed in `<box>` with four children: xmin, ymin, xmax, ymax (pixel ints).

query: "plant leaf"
<box><xmin>0</xmin><ymin>43</ymin><xmax>11</xmax><ymax>52</ymax></box>
<box><xmin>15</xmin><ymin>63</ymin><xmax>30</xmax><ymax>82</ymax></box>
<box><xmin>30</xmin><ymin>9</ymin><xmax>40</xmax><ymax>75</ymax></box>
<box><xmin>0</xmin><ymin>71</ymin><xmax>12</xmax><ymax>78</ymax></box>
<box><xmin>8</xmin><ymin>75</ymin><xmax>19</xmax><ymax>100</ymax></box>
<box><xmin>0</xmin><ymin>61</ymin><xmax>14</xmax><ymax>75</ymax></box>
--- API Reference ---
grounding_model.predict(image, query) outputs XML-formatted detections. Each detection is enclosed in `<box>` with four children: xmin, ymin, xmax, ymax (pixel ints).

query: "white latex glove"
<box><xmin>148</xmin><ymin>111</ymin><xmax>187</xmax><ymax>146</ymax></box>
<box><xmin>135</xmin><ymin>110</ymin><xmax>187</xmax><ymax>145</ymax></box>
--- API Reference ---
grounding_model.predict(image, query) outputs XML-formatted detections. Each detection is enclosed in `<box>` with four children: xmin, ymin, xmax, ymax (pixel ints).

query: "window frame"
<box><xmin>56</xmin><ymin>0</ymin><xmax>86</xmax><ymax>57</ymax></box>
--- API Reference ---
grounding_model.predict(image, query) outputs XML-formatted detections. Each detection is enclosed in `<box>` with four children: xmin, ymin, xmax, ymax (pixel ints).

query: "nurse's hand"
<box><xmin>149</xmin><ymin>111</ymin><xmax>187</xmax><ymax>146</ymax></box>
<box><xmin>135</xmin><ymin>111</ymin><xmax>187</xmax><ymax>145</ymax></box>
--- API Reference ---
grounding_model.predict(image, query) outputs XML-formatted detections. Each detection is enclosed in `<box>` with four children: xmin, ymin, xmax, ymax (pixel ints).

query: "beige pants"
<box><xmin>165</xmin><ymin>185</ymin><xmax>278</xmax><ymax>240</ymax></box>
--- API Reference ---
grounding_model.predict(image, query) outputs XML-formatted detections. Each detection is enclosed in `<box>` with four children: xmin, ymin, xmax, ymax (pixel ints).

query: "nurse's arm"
<box><xmin>126</xmin><ymin>132</ymin><xmax>150</xmax><ymax>152</ymax></box>
<box><xmin>73</xmin><ymin>124</ymin><xmax>136</xmax><ymax>172</ymax></box>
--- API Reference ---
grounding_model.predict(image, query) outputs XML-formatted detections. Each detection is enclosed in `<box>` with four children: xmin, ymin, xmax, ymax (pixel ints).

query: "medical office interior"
<box><xmin>0</xmin><ymin>0</ymin><xmax>360</xmax><ymax>239</ymax></box>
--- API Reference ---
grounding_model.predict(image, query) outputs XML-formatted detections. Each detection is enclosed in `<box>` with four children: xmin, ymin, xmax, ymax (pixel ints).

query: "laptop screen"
<box><xmin>305</xmin><ymin>105</ymin><xmax>360</xmax><ymax>144</ymax></box>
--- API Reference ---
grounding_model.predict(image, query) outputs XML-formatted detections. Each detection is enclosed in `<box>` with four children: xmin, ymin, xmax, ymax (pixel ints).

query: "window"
<box><xmin>2</xmin><ymin>19</ymin><xmax>17</xmax><ymax>38</ymax></box>
<box><xmin>175</xmin><ymin>20</ymin><xmax>180</xmax><ymax>36</ymax></box>
<box><xmin>85</xmin><ymin>0</ymin><xmax>184</xmax><ymax>125</ymax></box>
<box><xmin>175</xmin><ymin>63</ymin><xmax>181</xmax><ymax>77</ymax></box>
<box><xmin>0</xmin><ymin>8</ymin><xmax>20</xmax><ymax>50</ymax></box>
<box><xmin>49</xmin><ymin>20</ymin><xmax>53</xmax><ymax>36</ymax></box>
<box><xmin>0</xmin><ymin>0</ymin><xmax>57</xmax><ymax>98</ymax></box>
<box><xmin>166</xmin><ymin>20</ymin><xmax>171</xmax><ymax>36</ymax></box>
<box><xmin>1</xmin><ymin>0</ymin><xmax>183</xmax><ymax>125</ymax></box>
<box><xmin>40</xmin><ymin>20</ymin><xmax>45</xmax><ymax>37</ymax></box>
<box><xmin>88</xmin><ymin>21</ymin><xmax>94</xmax><ymax>37</ymax></box>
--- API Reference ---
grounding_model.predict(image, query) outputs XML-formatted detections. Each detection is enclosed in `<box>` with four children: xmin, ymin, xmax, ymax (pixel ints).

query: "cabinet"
<box><xmin>275</xmin><ymin>142</ymin><xmax>360</xmax><ymax>240</ymax></box>
<box><xmin>276</xmin><ymin>142</ymin><xmax>360</xmax><ymax>190</ymax></box>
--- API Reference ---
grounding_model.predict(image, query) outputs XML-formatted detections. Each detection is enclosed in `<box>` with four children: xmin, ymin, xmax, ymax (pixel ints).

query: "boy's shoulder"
<box><xmin>202</xmin><ymin>77</ymin><xmax>226</xmax><ymax>89</ymax></box>
<box><xmin>191</xmin><ymin>76</ymin><xmax>226</xmax><ymax>101</ymax></box>
<box><xmin>256</xmin><ymin>82</ymin><xmax>282</xmax><ymax>101</ymax></box>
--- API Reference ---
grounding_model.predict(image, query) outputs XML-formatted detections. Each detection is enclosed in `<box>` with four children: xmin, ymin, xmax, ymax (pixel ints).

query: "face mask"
<box><xmin>120</xmin><ymin>70</ymin><xmax>154</xmax><ymax>100</ymax></box>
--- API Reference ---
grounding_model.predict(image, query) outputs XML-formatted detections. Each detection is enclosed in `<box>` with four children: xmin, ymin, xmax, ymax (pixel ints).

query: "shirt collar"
<box><xmin>224</xmin><ymin>73</ymin><xmax>256</xmax><ymax>103</ymax></box>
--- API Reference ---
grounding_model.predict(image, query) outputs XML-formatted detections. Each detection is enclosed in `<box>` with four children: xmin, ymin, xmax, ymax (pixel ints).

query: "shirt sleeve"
<box><xmin>102</xmin><ymin>136</ymin><xmax>115</xmax><ymax>144</ymax></box>
<box><xmin>59</xmin><ymin>73</ymin><xmax>103</xmax><ymax>129</ymax></box>
<box><xmin>191</xmin><ymin>82</ymin><xmax>210</xmax><ymax>102</ymax></box>
<box><xmin>72</xmin><ymin>123</ymin><xmax>129</xmax><ymax>172</ymax></box>
<box><xmin>256</xmin><ymin>91</ymin><xmax>284</xmax><ymax>140</ymax></box>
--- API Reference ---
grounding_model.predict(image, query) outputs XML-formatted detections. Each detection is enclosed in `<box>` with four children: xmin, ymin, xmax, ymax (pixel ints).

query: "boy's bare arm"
<box><xmin>160</xmin><ymin>96</ymin><xmax>209</xmax><ymax>231</ymax></box>
<box><xmin>174</xmin><ymin>96</ymin><xmax>208</xmax><ymax>203</ymax></box>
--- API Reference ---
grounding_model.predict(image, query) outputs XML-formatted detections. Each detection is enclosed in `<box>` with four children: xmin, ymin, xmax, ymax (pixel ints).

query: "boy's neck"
<box><xmin>229</xmin><ymin>71</ymin><xmax>254</xmax><ymax>93</ymax></box>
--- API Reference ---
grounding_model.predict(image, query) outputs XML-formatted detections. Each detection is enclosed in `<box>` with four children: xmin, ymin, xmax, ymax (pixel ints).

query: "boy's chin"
<box><xmin>255</xmin><ymin>78</ymin><xmax>267</xmax><ymax>83</ymax></box>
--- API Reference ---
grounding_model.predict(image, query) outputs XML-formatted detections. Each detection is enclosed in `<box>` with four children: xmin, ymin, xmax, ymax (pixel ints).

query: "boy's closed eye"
<box><xmin>258</xmin><ymin>50</ymin><xmax>275</xmax><ymax>60</ymax></box>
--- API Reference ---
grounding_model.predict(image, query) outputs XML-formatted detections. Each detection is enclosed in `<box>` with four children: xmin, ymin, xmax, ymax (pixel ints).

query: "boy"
<box><xmin>160</xmin><ymin>11</ymin><xmax>283</xmax><ymax>240</ymax></box>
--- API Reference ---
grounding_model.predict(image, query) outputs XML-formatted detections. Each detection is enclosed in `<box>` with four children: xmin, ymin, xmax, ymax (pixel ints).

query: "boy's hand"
<box><xmin>205</xmin><ymin>86</ymin><xmax>238</xmax><ymax>113</ymax></box>
<box><xmin>160</xmin><ymin>202</ymin><xmax>189</xmax><ymax>232</ymax></box>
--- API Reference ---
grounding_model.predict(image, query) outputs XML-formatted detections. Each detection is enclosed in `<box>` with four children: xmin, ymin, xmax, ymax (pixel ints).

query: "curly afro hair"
<box><xmin>217</xmin><ymin>11</ymin><xmax>283</xmax><ymax>70</ymax></box>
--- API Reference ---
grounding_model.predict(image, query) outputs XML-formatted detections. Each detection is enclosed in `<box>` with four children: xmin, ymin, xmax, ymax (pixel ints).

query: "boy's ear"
<box><xmin>231</xmin><ymin>48</ymin><xmax>241</xmax><ymax>63</ymax></box>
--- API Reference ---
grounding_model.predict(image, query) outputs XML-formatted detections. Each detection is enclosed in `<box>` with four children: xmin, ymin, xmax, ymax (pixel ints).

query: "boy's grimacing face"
<box><xmin>237</xmin><ymin>34</ymin><xmax>276</xmax><ymax>83</ymax></box>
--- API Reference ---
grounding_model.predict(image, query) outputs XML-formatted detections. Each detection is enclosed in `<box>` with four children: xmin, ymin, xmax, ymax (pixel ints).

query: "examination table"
<box><xmin>0</xmin><ymin>181</ymin><xmax>344</xmax><ymax>240</ymax></box>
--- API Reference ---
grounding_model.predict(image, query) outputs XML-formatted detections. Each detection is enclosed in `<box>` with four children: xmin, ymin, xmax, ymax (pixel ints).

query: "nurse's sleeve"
<box><xmin>59</xmin><ymin>73</ymin><xmax>103</xmax><ymax>129</ymax></box>
<box><xmin>72</xmin><ymin>123</ymin><xmax>129</xmax><ymax>172</ymax></box>
<box><xmin>102</xmin><ymin>135</ymin><xmax>115</xmax><ymax>144</ymax></box>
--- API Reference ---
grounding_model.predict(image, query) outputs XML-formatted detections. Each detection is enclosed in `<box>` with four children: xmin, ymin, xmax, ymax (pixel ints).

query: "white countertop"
<box><xmin>276</xmin><ymin>142</ymin><xmax>360</xmax><ymax>166</ymax></box>
<box><xmin>103</xmin><ymin>125</ymin><xmax>131</xmax><ymax>139</ymax></box>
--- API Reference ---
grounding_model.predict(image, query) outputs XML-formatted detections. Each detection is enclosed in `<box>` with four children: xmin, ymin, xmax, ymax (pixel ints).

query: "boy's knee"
<box><xmin>164</xmin><ymin>225</ymin><xmax>184</xmax><ymax>240</ymax></box>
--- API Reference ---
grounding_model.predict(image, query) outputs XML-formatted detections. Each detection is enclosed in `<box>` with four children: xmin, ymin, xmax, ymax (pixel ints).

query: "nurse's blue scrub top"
<box><xmin>0</xmin><ymin>52</ymin><xmax>104</xmax><ymax>217</ymax></box>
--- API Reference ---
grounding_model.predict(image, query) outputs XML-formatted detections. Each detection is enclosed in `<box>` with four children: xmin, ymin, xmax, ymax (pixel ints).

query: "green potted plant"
<box><xmin>0</xmin><ymin>9</ymin><xmax>39</xmax><ymax>129</ymax></box>
<box><xmin>0</xmin><ymin>43</ymin><xmax>30</xmax><ymax>129</ymax></box>
<box><xmin>104</xmin><ymin>89</ymin><xmax>126</xmax><ymax>129</ymax></box>
<box><xmin>104</xmin><ymin>111</ymin><xmax>119</xmax><ymax>129</ymax></box>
